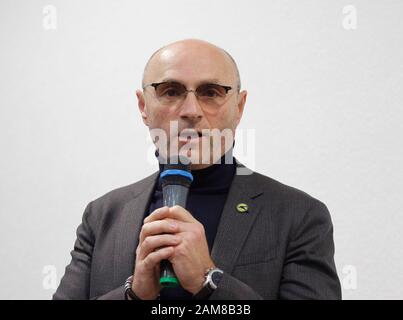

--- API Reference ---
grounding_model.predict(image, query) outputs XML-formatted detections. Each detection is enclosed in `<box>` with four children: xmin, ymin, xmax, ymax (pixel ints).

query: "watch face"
<box><xmin>211</xmin><ymin>270</ymin><xmax>223</xmax><ymax>285</ymax></box>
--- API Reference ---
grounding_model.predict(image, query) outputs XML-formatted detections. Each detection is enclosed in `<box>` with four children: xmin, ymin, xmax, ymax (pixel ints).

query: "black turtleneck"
<box><xmin>144</xmin><ymin>151</ymin><xmax>236</xmax><ymax>300</ymax></box>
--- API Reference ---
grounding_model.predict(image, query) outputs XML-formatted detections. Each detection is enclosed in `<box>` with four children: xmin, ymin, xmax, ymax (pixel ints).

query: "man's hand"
<box><xmin>132</xmin><ymin>206</ymin><xmax>181</xmax><ymax>299</ymax></box>
<box><xmin>143</xmin><ymin>205</ymin><xmax>215</xmax><ymax>295</ymax></box>
<box><xmin>132</xmin><ymin>205</ymin><xmax>215</xmax><ymax>298</ymax></box>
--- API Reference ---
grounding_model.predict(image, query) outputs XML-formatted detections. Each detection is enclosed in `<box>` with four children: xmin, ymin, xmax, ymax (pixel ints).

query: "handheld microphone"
<box><xmin>159</xmin><ymin>157</ymin><xmax>193</xmax><ymax>288</ymax></box>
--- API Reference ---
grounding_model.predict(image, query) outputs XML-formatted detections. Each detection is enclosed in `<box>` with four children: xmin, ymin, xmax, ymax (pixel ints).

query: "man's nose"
<box><xmin>179</xmin><ymin>91</ymin><xmax>203</xmax><ymax>120</ymax></box>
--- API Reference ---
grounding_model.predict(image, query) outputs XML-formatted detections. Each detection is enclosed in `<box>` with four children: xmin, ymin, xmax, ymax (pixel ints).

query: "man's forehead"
<box><xmin>144</xmin><ymin>41</ymin><xmax>237</xmax><ymax>84</ymax></box>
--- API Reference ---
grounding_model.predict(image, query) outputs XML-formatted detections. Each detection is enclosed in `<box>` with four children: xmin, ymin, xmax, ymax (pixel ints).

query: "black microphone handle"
<box><xmin>160</xmin><ymin>185</ymin><xmax>189</xmax><ymax>288</ymax></box>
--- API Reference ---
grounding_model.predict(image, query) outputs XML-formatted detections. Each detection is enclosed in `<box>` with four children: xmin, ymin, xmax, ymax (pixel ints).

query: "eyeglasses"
<box><xmin>142</xmin><ymin>81</ymin><xmax>235</xmax><ymax>108</ymax></box>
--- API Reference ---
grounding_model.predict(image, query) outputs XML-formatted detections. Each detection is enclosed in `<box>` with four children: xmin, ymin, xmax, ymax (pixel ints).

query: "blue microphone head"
<box><xmin>160</xmin><ymin>156</ymin><xmax>193</xmax><ymax>188</ymax></box>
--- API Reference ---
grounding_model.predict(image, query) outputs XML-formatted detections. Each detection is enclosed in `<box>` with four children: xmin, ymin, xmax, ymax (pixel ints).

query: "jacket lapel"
<box><xmin>211</xmin><ymin>162</ymin><xmax>264</xmax><ymax>274</ymax></box>
<box><xmin>113</xmin><ymin>172</ymin><xmax>159</xmax><ymax>284</ymax></box>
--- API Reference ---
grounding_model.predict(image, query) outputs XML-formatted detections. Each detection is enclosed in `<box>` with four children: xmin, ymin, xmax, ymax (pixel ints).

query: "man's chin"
<box><xmin>180</xmin><ymin>149</ymin><xmax>227</xmax><ymax>166</ymax></box>
<box><xmin>178</xmin><ymin>148</ymin><xmax>207</xmax><ymax>165</ymax></box>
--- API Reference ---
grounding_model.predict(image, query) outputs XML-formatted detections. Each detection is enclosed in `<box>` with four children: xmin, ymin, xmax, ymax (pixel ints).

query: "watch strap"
<box><xmin>193</xmin><ymin>268</ymin><xmax>223</xmax><ymax>300</ymax></box>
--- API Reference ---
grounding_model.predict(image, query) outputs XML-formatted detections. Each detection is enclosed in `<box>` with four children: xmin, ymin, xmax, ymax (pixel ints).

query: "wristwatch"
<box><xmin>193</xmin><ymin>267</ymin><xmax>224</xmax><ymax>300</ymax></box>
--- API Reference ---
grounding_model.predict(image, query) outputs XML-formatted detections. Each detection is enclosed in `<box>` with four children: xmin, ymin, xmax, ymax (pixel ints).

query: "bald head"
<box><xmin>141</xmin><ymin>39</ymin><xmax>241</xmax><ymax>91</ymax></box>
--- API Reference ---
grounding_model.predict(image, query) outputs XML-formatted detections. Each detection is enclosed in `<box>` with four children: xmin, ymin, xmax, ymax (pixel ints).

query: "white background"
<box><xmin>0</xmin><ymin>0</ymin><xmax>402</xmax><ymax>299</ymax></box>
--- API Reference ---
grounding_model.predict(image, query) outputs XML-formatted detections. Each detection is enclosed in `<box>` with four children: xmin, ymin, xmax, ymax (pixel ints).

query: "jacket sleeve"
<box><xmin>52</xmin><ymin>202</ymin><xmax>126</xmax><ymax>300</ymax></box>
<box><xmin>208</xmin><ymin>272</ymin><xmax>263</xmax><ymax>300</ymax></box>
<box><xmin>278</xmin><ymin>200</ymin><xmax>342</xmax><ymax>299</ymax></box>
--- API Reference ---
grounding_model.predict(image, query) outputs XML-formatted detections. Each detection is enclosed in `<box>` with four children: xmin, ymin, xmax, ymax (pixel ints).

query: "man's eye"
<box><xmin>202</xmin><ymin>90</ymin><xmax>219</xmax><ymax>97</ymax></box>
<box><xmin>162</xmin><ymin>88</ymin><xmax>181</xmax><ymax>97</ymax></box>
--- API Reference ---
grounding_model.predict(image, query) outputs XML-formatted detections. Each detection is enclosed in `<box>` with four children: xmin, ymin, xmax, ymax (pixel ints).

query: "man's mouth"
<box><xmin>178</xmin><ymin>129</ymin><xmax>204</xmax><ymax>142</ymax></box>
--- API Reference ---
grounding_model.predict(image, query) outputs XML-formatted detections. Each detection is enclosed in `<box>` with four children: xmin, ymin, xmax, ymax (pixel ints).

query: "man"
<box><xmin>53</xmin><ymin>39</ymin><xmax>341</xmax><ymax>300</ymax></box>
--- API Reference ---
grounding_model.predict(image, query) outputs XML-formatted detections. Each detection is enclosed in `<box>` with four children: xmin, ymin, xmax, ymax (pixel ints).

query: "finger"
<box><xmin>142</xmin><ymin>246</ymin><xmax>174</xmax><ymax>271</ymax></box>
<box><xmin>144</xmin><ymin>206</ymin><xmax>169</xmax><ymax>222</ymax></box>
<box><xmin>144</xmin><ymin>205</ymin><xmax>195</xmax><ymax>224</ymax></box>
<box><xmin>139</xmin><ymin>218</ymin><xmax>182</xmax><ymax>244</ymax></box>
<box><xmin>138</xmin><ymin>234</ymin><xmax>181</xmax><ymax>260</ymax></box>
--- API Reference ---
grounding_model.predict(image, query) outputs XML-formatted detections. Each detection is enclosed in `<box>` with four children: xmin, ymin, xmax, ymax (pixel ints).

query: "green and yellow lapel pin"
<box><xmin>236</xmin><ymin>203</ymin><xmax>249</xmax><ymax>213</ymax></box>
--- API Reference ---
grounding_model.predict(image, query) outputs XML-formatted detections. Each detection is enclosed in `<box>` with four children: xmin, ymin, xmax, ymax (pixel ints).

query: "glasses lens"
<box><xmin>151</xmin><ymin>82</ymin><xmax>231</xmax><ymax>107</ymax></box>
<box><xmin>196</xmin><ymin>84</ymin><xmax>230</xmax><ymax>107</ymax></box>
<box><xmin>196</xmin><ymin>84</ymin><xmax>227</xmax><ymax>98</ymax></box>
<box><xmin>154</xmin><ymin>82</ymin><xmax>186</xmax><ymax>104</ymax></box>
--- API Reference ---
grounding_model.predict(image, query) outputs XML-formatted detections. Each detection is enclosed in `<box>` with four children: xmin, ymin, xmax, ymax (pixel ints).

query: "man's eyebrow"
<box><xmin>158</xmin><ymin>78</ymin><xmax>182</xmax><ymax>84</ymax></box>
<box><xmin>198</xmin><ymin>79</ymin><xmax>221</xmax><ymax>85</ymax></box>
<box><xmin>158</xmin><ymin>78</ymin><xmax>223</xmax><ymax>85</ymax></box>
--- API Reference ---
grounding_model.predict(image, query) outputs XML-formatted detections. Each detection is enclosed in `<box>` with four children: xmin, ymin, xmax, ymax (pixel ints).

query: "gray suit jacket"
<box><xmin>53</xmin><ymin>161</ymin><xmax>341</xmax><ymax>300</ymax></box>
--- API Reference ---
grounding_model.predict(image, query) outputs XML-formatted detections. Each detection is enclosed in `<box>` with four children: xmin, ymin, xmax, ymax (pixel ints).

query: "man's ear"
<box><xmin>235</xmin><ymin>90</ymin><xmax>247</xmax><ymax>126</ymax></box>
<box><xmin>136</xmin><ymin>89</ymin><xmax>149</xmax><ymax>126</ymax></box>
